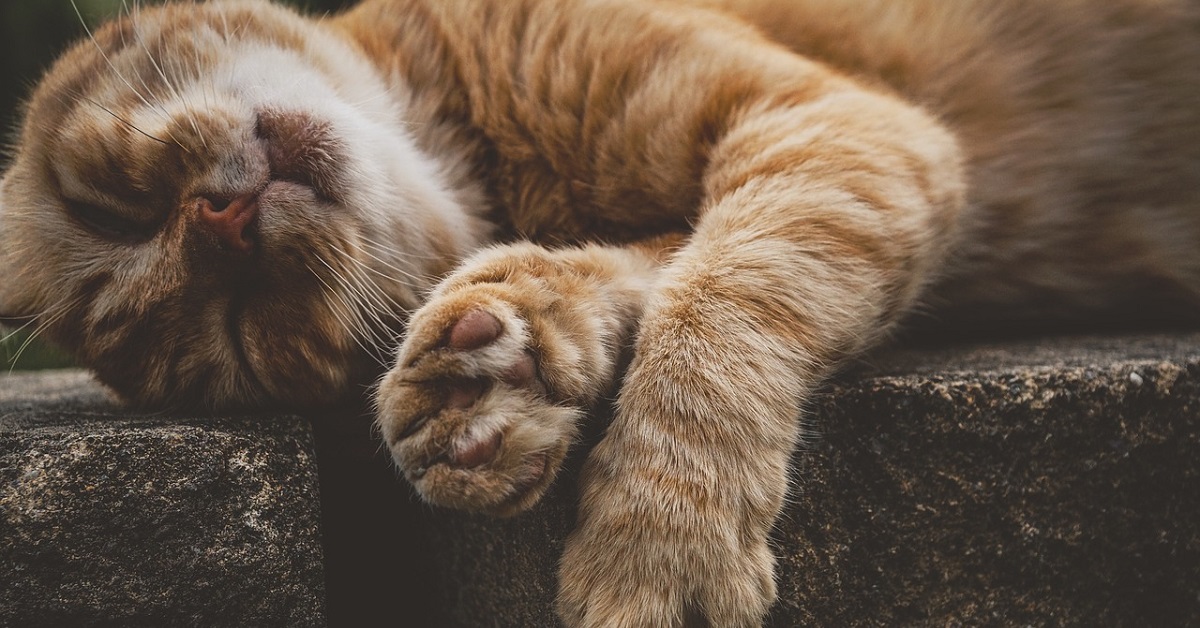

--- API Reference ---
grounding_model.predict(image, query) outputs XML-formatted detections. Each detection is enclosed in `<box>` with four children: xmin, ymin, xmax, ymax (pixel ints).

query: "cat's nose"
<box><xmin>197</xmin><ymin>194</ymin><xmax>258</xmax><ymax>253</ymax></box>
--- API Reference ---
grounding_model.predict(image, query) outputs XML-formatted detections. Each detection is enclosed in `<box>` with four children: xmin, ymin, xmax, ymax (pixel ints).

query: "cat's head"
<box><xmin>0</xmin><ymin>0</ymin><xmax>478</xmax><ymax>409</ymax></box>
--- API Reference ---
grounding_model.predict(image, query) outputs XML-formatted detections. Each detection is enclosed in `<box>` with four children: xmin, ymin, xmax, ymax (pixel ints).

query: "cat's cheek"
<box><xmin>234</xmin><ymin>310</ymin><xmax>355</xmax><ymax>407</ymax></box>
<box><xmin>0</xmin><ymin>177</ymin><xmax>8</xmax><ymax>312</ymax></box>
<box><xmin>0</xmin><ymin>177</ymin><xmax>29</xmax><ymax>321</ymax></box>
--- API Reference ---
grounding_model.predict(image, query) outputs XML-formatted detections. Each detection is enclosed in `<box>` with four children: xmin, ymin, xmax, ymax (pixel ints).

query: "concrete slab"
<box><xmin>5</xmin><ymin>332</ymin><xmax>1198</xmax><ymax>626</ymax></box>
<box><xmin>424</xmin><ymin>332</ymin><xmax>1200</xmax><ymax>626</ymax></box>
<box><xmin>0</xmin><ymin>371</ymin><xmax>326</xmax><ymax>627</ymax></box>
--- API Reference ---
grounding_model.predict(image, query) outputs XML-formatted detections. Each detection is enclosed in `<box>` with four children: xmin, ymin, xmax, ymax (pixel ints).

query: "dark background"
<box><xmin>0</xmin><ymin>0</ymin><xmax>355</xmax><ymax>147</ymax></box>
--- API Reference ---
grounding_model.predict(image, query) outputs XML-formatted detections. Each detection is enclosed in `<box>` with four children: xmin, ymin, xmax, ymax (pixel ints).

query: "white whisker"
<box><xmin>334</xmin><ymin>244</ymin><xmax>417</xmax><ymax>310</ymax></box>
<box><xmin>309</xmin><ymin>256</ymin><xmax>397</xmax><ymax>367</ymax></box>
<box><xmin>340</xmin><ymin>258</ymin><xmax>407</xmax><ymax>350</ymax></box>
<box><xmin>359</xmin><ymin>233</ymin><xmax>447</xmax><ymax>263</ymax></box>
<box><xmin>80</xmin><ymin>95</ymin><xmax>170</xmax><ymax>146</ymax></box>
<box><xmin>126</xmin><ymin>0</ymin><xmax>208</xmax><ymax>150</ymax></box>
<box><xmin>307</xmin><ymin>262</ymin><xmax>385</xmax><ymax>364</ymax></box>
<box><xmin>69</xmin><ymin>0</ymin><xmax>165</xmax><ymax>124</ymax></box>
<box><xmin>116</xmin><ymin>1</ymin><xmax>178</xmax><ymax>124</ymax></box>
<box><xmin>0</xmin><ymin>316</ymin><xmax>41</xmax><ymax>346</ymax></box>
<box><xmin>4</xmin><ymin>294</ymin><xmax>83</xmax><ymax>372</ymax></box>
<box><xmin>218</xmin><ymin>5</ymin><xmax>233</xmax><ymax>43</ymax></box>
<box><xmin>328</xmin><ymin>248</ymin><xmax>410</xmax><ymax>352</ymax></box>
<box><xmin>354</xmin><ymin>236</ymin><xmax>436</xmax><ymax>285</ymax></box>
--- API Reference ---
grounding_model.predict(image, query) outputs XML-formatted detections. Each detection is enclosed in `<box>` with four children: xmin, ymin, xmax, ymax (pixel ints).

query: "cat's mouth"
<box><xmin>207</xmin><ymin>216</ymin><xmax>398</xmax><ymax>407</ymax></box>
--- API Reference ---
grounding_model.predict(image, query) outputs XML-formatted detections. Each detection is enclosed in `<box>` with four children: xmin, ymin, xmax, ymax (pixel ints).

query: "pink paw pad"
<box><xmin>446</xmin><ymin>309</ymin><xmax>503</xmax><ymax>351</ymax></box>
<box><xmin>450</xmin><ymin>432</ymin><xmax>502</xmax><ymax>469</ymax></box>
<box><xmin>501</xmin><ymin>353</ymin><xmax>539</xmax><ymax>390</ymax></box>
<box><xmin>446</xmin><ymin>379</ymin><xmax>488</xmax><ymax>410</ymax></box>
<box><xmin>434</xmin><ymin>309</ymin><xmax>543</xmax><ymax>470</ymax></box>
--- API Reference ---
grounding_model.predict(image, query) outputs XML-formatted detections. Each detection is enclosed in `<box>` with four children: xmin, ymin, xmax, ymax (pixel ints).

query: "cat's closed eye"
<box><xmin>65</xmin><ymin>199</ymin><xmax>158</xmax><ymax>242</ymax></box>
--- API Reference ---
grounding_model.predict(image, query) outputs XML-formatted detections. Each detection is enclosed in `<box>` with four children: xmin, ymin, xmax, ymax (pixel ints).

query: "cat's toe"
<box><xmin>376</xmin><ymin>302</ymin><xmax>577</xmax><ymax>515</ymax></box>
<box><xmin>445</xmin><ymin>377</ymin><xmax>487</xmax><ymax>410</ymax></box>
<box><xmin>381</xmin><ymin>378</ymin><xmax>576</xmax><ymax>515</ymax></box>
<box><xmin>446</xmin><ymin>308</ymin><xmax>503</xmax><ymax>350</ymax></box>
<box><xmin>450</xmin><ymin>429</ymin><xmax>502</xmax><ymax>468</ymax></box>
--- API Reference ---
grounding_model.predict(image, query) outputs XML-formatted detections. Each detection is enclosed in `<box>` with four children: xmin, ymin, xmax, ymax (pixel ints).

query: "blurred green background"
<box><xmin>0</xmin><ymin>0</ymin><xmax>354</xmax><ymax>370</ymax></box>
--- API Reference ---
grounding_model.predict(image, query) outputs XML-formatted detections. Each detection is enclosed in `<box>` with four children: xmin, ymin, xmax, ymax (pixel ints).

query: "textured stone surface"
<box><xmin>4</xmin><ymin>334</ymin><xmax>1198</xmax><ymax>626</ymax></box>
<box><xmin>0</xmin><ymin>371</ymin><xmax>326</xmax><ymax>627</ymax></box>
<box><xmin>423</xmin><ymin>333</ymin><xmax>1200</xmax><ymax>627</ymax></box>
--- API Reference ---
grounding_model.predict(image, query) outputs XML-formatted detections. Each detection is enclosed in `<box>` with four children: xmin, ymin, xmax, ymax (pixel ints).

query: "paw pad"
<box><xmin>446</xmin><ymin>309</ymin><xmax>503</xmax><ymax>350</ymax></box>
<box><xmin>377</xmin><ymin>286</ymin><xmax>586</xmax><ymax>515</ymax></box>
<box><xmin>451</xmin><ymin>431</ymin><xmax>503</xmax><ymax>468</ymax></box>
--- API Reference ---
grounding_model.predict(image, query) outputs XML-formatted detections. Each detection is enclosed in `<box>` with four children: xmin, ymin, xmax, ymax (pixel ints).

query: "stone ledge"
<box><xmin>3</xmin><ymin>333</ymin><xmax>1198</xmax><ymax>626</ymax></box>
<box><xmin>0</xmin><ymin>371</ymin><xmax>326</xmax><ymax>627</ymax></box>
<box><xmin>424</xmin><ymin>333</ymin><xmax>1200</xmax><ymax>626</ymax></box>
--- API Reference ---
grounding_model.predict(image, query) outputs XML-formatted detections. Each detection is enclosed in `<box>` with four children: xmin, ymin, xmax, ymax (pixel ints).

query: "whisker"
<box><xmin>126</xmin><ymin>0</ymin><xmax>207</xmax><ymax>150</ymax></box>
<box><xmin>69</xmin><ymin>1</ymin><xmax>193</xmax><ymax>152</ymax></box>
<box><xmin>354</xmin><ymin>237</ymin><xmax>436</xmax><ymax>285</ymax></box>
<box><xmin>341</xmin><ymin>259</ymin><xmax>406</xmax><ymax>351</ymax></box>
<box><xmin>81</xmin><ymin>96</ymin><xmax>171</xmax><ymax>146</ymax></box>
<box><xmin>345</xmin><ymin>89</ymin><xmax>397</xmax><ymax>110</ymax></box>
<box><xmin>359</xmin><ymin>233</ymin><xmax>447</xmax><ymax>263</ymax></box>
<box><xmin>331</xmin><ymin>255</ymin><xmax>405</xmax><ymax>353</ymax></box>
<box><xmin>218</xmin><ymin>5</ymin><xmax>232</xmax><ymax>43</ymax></box>
<box><xmin>333</xmin><ymin>251</ymin><xmax>409</xmax><ymax>348</ymax></box>
<box><xmin>216</xmin><ymin>3</ymin><xmax>253</xmax><ymax>46</ymax></box>
<box><xmin>334</xmin><ymin>245</ymin><xmax>414</xmax><ymax>311</ymax></box>
<box><xmin>308</xmin><ymin>262</ymin><xmax>379</xmax><ymax>360</ymax></box>
<box><xmin>321</xmin><ymin>241</ymin><xmax>421</xmax><ymax>345</ymax></box>
<box><xmin>308</xmin><ymin>259</ymin><xmax>394</xmax><ymax>367</ymax></box>
<box><xmin>69</xmin><ymin>0</ymin><xmax>163</xmax><ymax>122</ymax></box>
<box><xmin>192</xmin><ymin>33</ymin><xmax>215</xmax><ymax>118</ymax></box>
<box><xmin>5</xmin><ymin>295</ymin><xmax>83</xmax><ymax>372</ymax></box>
<box><xmin>0</xmin><ymin>316</ymin><xmax>42</xmax><ymax>346</ymax></box>
<box><xmin>115</xmin><ymin>1</ymin><xmax>177</xmax><ymax>122</ymax></box>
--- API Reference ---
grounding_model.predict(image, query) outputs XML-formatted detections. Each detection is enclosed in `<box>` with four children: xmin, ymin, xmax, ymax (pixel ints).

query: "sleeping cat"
<box><xmin>1</xmin><ymin>0</ymin><xmax>1197</xmax><ymax>625</ymax></box>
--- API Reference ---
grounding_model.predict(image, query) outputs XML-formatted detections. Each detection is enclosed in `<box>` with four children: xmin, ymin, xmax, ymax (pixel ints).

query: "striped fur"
<box><xmin>1</xmin><ymin>0</ymin><xmax>1197</xmax><ymax>624</ymax></box>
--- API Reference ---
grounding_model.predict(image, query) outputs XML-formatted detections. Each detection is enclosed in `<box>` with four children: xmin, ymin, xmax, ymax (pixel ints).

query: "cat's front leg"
<box><xmin>558</xmin><ymin>285</ymin><xmax>797</xmax><ymax>627</ymax></box>
<box><xmin>557</xmin><ymin>95</ymin><xmax>966</xmax><ymax>626</ymax></box>
<box><xmin>376</xmin><ymin>241</ymin><xmax>660</xmax><ymax>515</ymax></box>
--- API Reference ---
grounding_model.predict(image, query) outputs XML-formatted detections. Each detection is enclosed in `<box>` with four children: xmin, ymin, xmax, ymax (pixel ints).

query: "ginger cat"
<box><xmin>1</xmin><ymin>0</ymin><xmax>1197</xmax><ymax>625</ymax></box>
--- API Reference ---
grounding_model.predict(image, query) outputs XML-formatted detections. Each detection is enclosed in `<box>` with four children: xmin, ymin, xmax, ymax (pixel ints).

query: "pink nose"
<box><xmin>197</xmin><ymin>194</ymin><xmax>258</xmax><ymax>253</ymax></box>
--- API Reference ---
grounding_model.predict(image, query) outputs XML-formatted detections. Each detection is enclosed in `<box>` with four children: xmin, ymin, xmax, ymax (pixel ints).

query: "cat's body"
<box><xmin>1</xmin><ymin>0</ymin><xmax>1197</xmax><ymax>625</ymax></box>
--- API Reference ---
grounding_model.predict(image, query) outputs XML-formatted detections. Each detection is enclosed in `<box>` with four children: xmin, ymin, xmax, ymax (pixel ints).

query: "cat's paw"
<box><xmin>556</xmin><ymin>429</ymin><xmax>777</xmax><ymax>627</ymax></box>
<box><xmin>377</xmin><ymin>298</ymin><xmax>577</xmax><ymax>516</ymax></box>
<box><xmin>376</xmin><ymin>245</ymin><xmax>620</xmax><ymax>515</ymax></box>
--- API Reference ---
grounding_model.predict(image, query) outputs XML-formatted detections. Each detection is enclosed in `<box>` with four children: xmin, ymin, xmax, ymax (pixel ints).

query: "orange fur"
<box><xmin>0</xmin><ymin>0</ymin><xmax>1196</xmax><ymax>625</ymax></box>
